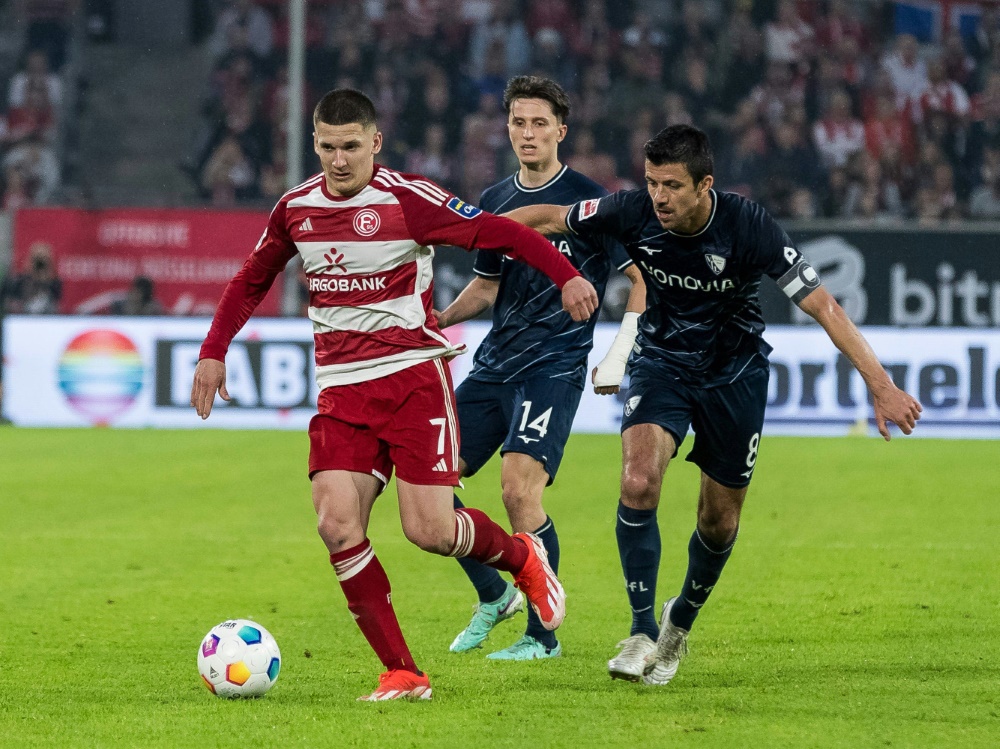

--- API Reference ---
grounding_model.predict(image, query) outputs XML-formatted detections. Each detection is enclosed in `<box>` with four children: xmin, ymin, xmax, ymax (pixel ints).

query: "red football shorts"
<box><xmin>308</xmin><ymin>358</ymin><xmax>461</xmax><ymax>487</ymax></box>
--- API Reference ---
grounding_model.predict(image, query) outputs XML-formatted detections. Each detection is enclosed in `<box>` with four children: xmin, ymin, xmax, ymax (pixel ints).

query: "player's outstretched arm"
<box><xmin>797</xmin><ymin>286</ymin><xmax>922</xmax><ymax>440</ymax></box>
<box><xmin>190</xmin><ymin>358</ymin><xmax>230</xmax><ymax>420</ymax></box>
<box><xmin>434</xmin><ymin>276</ymin><xmax>500</xmax><ymax>328</ymax></box>
<box><xmin>593</xmin><ymin>265</ymin><xmax>646</xmax><ymax>395</ymax></box>
<box><xmin>503</xmin><ymin>204</ymin><xmax>571</xmax><ymax>235</ymax></box>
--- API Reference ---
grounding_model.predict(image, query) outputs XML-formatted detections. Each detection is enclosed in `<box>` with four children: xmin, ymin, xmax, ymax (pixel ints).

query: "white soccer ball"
<box><xmin>197</xmin><ymin>619</ymin><xmax>281</xmax><ymax>698</ymax></box>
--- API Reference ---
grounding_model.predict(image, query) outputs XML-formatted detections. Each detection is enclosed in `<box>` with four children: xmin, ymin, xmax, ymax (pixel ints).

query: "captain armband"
<box><xmin>776</xmin><ymin>259</ymin><xmax>821</xmax><ymax>304</ymax></box>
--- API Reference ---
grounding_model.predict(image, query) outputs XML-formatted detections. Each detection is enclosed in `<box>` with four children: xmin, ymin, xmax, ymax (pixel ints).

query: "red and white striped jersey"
<box><xmin>200</xmin><ymin>165</ymin><xmax>579</xmax><ymax>389</ymax></box>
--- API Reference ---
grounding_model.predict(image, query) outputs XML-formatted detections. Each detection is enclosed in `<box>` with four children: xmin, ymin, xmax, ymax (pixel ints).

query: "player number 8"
<box><xmin>745</xmin><ymin>433</ymin><xmax>760</xmax><ymax>468</ymax></box>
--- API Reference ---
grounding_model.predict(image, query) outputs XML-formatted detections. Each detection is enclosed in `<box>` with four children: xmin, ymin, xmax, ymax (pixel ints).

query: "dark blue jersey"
<box><xmin>468</xmin><ymin>165</ymin><xmax>633</xmax><ymax>388</ymax></box>
<box><xmin>566</xmin><ymin>189</ymin><xmax>810</xmax><ymax>387</ymax></box>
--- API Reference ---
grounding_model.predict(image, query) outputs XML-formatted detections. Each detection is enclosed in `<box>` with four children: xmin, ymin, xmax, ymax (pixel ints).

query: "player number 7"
<box><xmin>429</xmin><ymin>417</ymin><xmax>447</xmax><ymax>455</ymax></box>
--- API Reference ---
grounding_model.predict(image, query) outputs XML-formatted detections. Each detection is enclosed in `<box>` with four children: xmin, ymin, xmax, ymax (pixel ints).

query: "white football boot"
<box><xmin>607</xmin><ymin>633</ymin><xmax>656</xmax><ymax>682</ymax></box>
<box><xmin>642</xmin><ymin>597</ymin><xmax>689</xmax><ymax>686</ymax></box>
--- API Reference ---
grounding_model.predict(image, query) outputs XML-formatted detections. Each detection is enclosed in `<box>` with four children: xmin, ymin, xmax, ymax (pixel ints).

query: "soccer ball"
<box><xmin>197</xmin><ymin>619</ymin><xmax>281</xmax><ymax>698</ymax></box>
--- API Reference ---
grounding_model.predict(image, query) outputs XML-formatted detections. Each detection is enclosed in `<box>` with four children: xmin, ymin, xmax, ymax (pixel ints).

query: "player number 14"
<box><xmin>519</xmin><ymin>401</ymin><xmax>553</xmax><ymax>439</ymax></box>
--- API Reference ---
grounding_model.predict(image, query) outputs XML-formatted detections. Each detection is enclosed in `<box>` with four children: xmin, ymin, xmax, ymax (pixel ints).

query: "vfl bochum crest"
<box><xmin>705</xmin><ymin>254</ymin><xmax>726</xmax><ymax>275</ymax></box>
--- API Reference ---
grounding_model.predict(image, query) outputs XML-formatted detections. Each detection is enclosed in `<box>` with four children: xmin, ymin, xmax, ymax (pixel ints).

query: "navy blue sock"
<box><xmin>524</xmin><ymin>516</ymin><xmax>559</xmax><ymax>649</ymax></box>
<box><xmin>669</xmin><ymin>528</ymin><xmax>737</xmax><ymax>631</ymax></box>
<box><xmin>452</xmin><ymin>494</ymin><xmax>508</xmax><ymax>603</ymax></box>
<box><xmin>616</xmin><ymin>501</ymin><xmax>660</xmax><ymax>640</ymax></box>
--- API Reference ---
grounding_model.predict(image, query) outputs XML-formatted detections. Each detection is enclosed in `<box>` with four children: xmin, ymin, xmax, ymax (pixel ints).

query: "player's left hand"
<box><xmin>190</xmin><ymin>358</ymin><xmax>230</xmax><ymax>420</ymax></box>
<box><xmin>561</xmin><ymin>276</ymin><xmax>598</xmax><ymax>322</ymax></box>
<box><xmin>592</xmin><ymin>363</ymin><xmax>624</xmax><ymax>395</ymax></box>
<box><xmin>872</xmin><ymin>383</ymin><xmax>922</xmax><ymax>440</ymax></box>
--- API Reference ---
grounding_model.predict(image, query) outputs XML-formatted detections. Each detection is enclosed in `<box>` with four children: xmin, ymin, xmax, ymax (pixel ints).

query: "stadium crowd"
<box><xmin>0</xmin><ymin>0</ymin><xmax>75</xmax><ymax>211</ymax></box>
<box><xmin>186</xmin><ymin>0</ymin><xmax>1000</xmax><ymax>223</ymax></box>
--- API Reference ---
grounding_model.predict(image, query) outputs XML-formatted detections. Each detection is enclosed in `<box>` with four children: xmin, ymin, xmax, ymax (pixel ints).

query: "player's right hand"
<box><xmin>190</xmin><ymin>358</ymin><xmax>230</xmax><ymax>420</ymax></box>
<box><xmin>561</xmin><ymin>276</ymin><xmax>598</xmax><ymax>322</ymax></box>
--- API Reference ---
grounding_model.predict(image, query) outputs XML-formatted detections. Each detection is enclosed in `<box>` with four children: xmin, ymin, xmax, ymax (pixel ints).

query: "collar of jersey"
<box><xmin>514</xmin><ymin>164</ymin><xmax>568</xmax><ymax>193</ymax></box>
<box><xmin>666</xmin><ymin>189</ymin><xmax>717</xmax><ymax>238</ymax></box>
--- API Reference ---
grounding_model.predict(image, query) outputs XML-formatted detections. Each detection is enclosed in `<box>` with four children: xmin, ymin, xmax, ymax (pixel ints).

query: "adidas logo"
<box><xmin>432</xmin><ymin>458</ymin><xmax>448</xmax><ymax>472</ymax></box>
<box><xmin>299</xmin><ymin>217</ymin><xmax>313</xmax><ymax>232</ymax></box>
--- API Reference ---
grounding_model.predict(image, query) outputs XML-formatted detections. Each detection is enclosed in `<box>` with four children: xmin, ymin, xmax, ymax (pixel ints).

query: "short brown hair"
<box><xmin>313</xmin><ymin>89</ymin><xmax>378</xmax><ymax>129</ymax></box>
<box><xmin>502</xmin><ymin>76</ymin><xmax>570</xmax><ymax>123</ymax></box>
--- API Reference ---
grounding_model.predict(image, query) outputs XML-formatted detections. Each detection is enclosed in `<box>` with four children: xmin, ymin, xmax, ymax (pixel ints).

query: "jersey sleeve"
<box><xmin>564</xmin><ymin>189</ymin><xmax>635</xmax><ymax>242</ymax></box>
<box><xmin>746</xmin><ymin>202</ymin><xmax>822</xmax><ymax>305</ymax></box>
<box><xmin>606</xmin><ymin>235</ymin><xmax>633</xmax><ymax>271</ymax></box>
<box><xmin>396</xmin><ymin>179</ymin><xmax>579</xmax><ymax>288</ymax></box>
<box><xmin>472</xmin><ymin>249</ymin><xmax>503</xmax><ymax>278</ymax></box>
<box><xmin>199</xmin><ymin>202</ymin><xmax>297</xmax><ymax>361</ymax></box>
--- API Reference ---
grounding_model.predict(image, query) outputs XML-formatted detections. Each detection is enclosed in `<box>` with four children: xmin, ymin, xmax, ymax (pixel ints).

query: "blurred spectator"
<box><xmin>941</xmin><ymin>30</ymin><xmax>975</xmax><ymax>91</ymax></box>
<box><xmin>530</xmin><ymin>28</ymin><xmax>576</xmax><ymax>89</ymax></box>
<box><xmin>110</xmin><ymin>276</ymin><xmax>163</xmax><ymax>315</ymax></box>
<box><xmin>3</xmin><ymin>134</ymin><xmax>60</xmax><ymax>202</ymax></box>
<box><xmin>0</xmin><ymin>243</ymin><xmax>61</xmax><ymax>314</ymax></box>
<box><xmin>968</xmin><ymin>143</ymin><xmax>1000</xmax><ymax>218</ymax></box>
<box><xmin>19</xmin><ymin>0</ymin><xmax>76</xmax><ymax>70</ymax></box>
<box><xmin>819</xmin><ymin>166</ymin><xmax>851</xmax><ymax>217</ymax></box>
<box><xmin>2</xmin><ymin>163</ymin><xmax>33</xmax><ymax>211</ymax></box>
<box><xmin>812</xmin><ymin>88</ymin><xmax>865</xmax><ymax>169</ymax></box>
<box><xmin>201</xmin><ymin>133</ymin><xmax>258</xmax><ymax>205</ymax></box>
<box><xmin>842</xmin><ymin>151</ymin><xmax>904</xmax><ymax>221</ymax></box>
<box><xmin>881</xmin><ymin>33</ymin><xmax>929</xmax><ymax>111</ymax></box>
<box><xmin>815</xmin><ymin>0</ymin><xmax>867</xmax><ymax>53</ymax></box>
<box><xmin>864</xmin><ymin>89</ymin><xmax>916</xmax><ymax>166</ymax></box>
<box><xmin>208</xmin><ymin>0</ymin><xmax>274</xmax><ymax>61</ymax></box>
<box><xmin>764</xmin><ymin>0</ymin><xmax>813</xmax><ymax>71</ymax></box>
<box><xmin>4</xmin><ymin>82</ymin><xmax>57</xmax><ymax>144</ymax></box>
<box><xmin>914</xmin><ymin>162</ymin><xmax>961</xmax><ymax>223</ymax></box>
<box><xmin>716</xmin><ymin>18</ymin><xmax>765</xmax><ymax>116</ymax></box>
<box><xmin>758</xmin><ymin>119</ymin><xmax>822</xmax><ymax>216</ymax></box>
<box><xmin>668</xmin><ymin>0</ymin><xmax>715</xmax><ymax>61</ymax></box>
<box><xmin>467</xmin><ymin>0</ymin><xmax>531</xmax><ymax>80</ymax></box>
<box><xmin>405</xmin><ymin>123</ymin><xmax>456</xmax><ymax>189</ymax></box>
<box><xmin>918</xmin><ymin>57</ymin><xmax>971</xmax><ymax>126</ymax></box>
<box><xmin>752</xmin><ymin>60</ymin><xmax>805</xmax><ymax>127</ymax></box>
<box><xmin>8</xmin><ymin>49</ymin><xmax>62</xmax><ymax>110</ymax></box>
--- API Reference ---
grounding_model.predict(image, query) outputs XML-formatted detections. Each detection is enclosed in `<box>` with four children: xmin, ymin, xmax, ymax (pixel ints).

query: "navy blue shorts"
<box><xmin>621</xmin><ymin>362</ymin><xmax>769</xmax><ymax>488</ymax></box>
<box><xmin>455</xmin><ymin>376</ymin><xmax>583</xmax><ymax>484</ymax></box>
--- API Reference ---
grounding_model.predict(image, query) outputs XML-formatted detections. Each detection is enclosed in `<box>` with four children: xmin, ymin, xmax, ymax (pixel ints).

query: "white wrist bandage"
<box><xmin>593</xmin><ymin>312</ymin><xmax>639</xmax><ymax>388</ymax></box>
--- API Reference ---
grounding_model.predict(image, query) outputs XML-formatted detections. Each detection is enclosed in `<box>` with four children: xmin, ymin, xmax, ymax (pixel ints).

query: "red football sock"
<box><xmin>330</xmin><ymin>539</ymin><xmax>418</xmax><ymax>674</ymax></box>
<box><xmin>450</xmin><ymin>508</ymin><xmax>529</xmax><ymax>573</ymax></box>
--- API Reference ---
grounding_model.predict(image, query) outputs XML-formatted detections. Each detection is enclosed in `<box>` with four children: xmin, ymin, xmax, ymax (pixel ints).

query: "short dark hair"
<box><xmin>313</xmin><ymin>89</ymin><xmax>378</xmax><ymax>129</ymax></box>
<box><xmin>503</xmin><ymin>75</ymin><xmax>570</xmax><ymax>123</ymax></box>
<box><xmin>644</xmin><ymin>125</ymin><xmax>714</xmax><ymax>185</ymax></box>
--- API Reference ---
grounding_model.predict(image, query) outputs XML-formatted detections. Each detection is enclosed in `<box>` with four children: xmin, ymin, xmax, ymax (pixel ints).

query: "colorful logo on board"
<box><xmin>57</xmin><ymin>330</ymin><xmax>143</xmax><ymax>425</ymax></box>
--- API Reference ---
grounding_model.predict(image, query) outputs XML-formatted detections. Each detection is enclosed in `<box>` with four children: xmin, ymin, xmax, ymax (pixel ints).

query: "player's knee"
<box><xmin>620</xmin><ymin>468</ymin><xmax>661</xmax><ymax>508</ymax></box>
<box><xmin>697</xmin><ymin>507</ymin><xmax>739</xmax><ymax>546</ymax></box>
<box><xmin>401</xmin><ymin>518</ymin><xmax>453</xmax><ymax>555</ymax></box>
<box><xmin>315</xmin><ymin>512</ymin><xmax>362</xmax><ymax>553</ymax></box>
<box><xmin>501</xmin><ymin>482</ymin><xmax>542</xmax><ymax>518</ymax></box>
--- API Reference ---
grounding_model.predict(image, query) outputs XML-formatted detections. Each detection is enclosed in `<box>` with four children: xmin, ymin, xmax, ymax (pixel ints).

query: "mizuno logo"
<box><xmin>518</xmin><ymin>436</ymin><xmax>540</xmax><ymax>444</ymax></box>
<box><xmin>432</xmin><ymin>458</ymin><xmax>448</xmax><ymax>472</ymax></box>
<box><xmin>299</xmin><ymin>217</ymin><xmax>313</xmax><ymax>232</ymax></box>
<box><xmin>639</xmin><ymin>245</ymin><xmax>661</xmax><ymax>255</ymax></box>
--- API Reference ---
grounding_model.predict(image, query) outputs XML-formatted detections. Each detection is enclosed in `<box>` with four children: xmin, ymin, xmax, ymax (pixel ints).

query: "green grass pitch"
<box><xmin>0</xmin><ymin>427</ymin><xmax>997</xmax><ymax>748</ymax></box>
